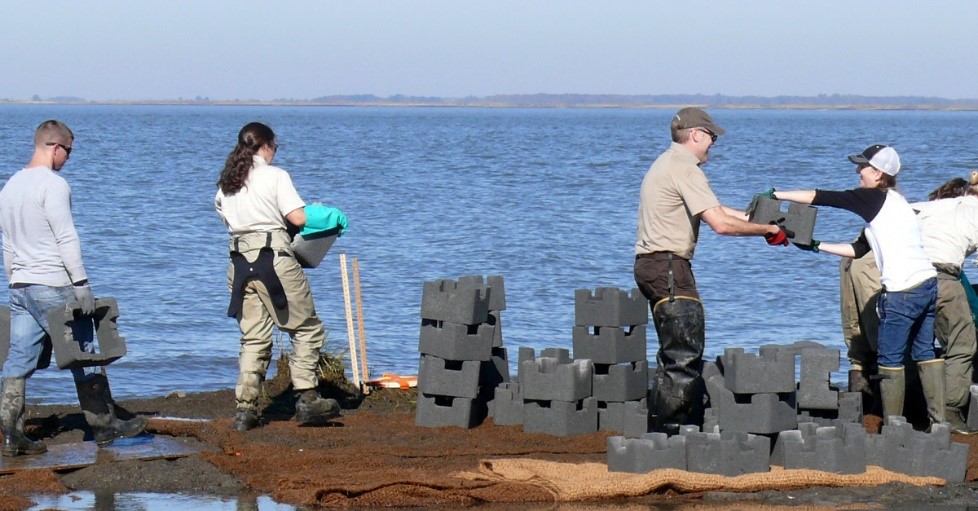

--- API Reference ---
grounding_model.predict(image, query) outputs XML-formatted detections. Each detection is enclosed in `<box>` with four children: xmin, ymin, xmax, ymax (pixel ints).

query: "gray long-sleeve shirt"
<box><xmin>0</xmin><ymin>166</ymin><xmax>87</xmax><ymax>287</ymax></box>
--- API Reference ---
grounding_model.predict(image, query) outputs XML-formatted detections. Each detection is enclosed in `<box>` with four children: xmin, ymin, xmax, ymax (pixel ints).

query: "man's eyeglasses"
<box><xmin>45</xmin><ymin>142</ymin><xmax>72</xmax><ymax>156</ymax></box>
<box><xmin>695</xmin><ymin>128</ymin><xmax>718</xmax><ymax>143</ymax></box>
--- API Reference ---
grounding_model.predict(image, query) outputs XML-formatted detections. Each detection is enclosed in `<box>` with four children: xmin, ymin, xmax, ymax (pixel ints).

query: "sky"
<box><xmin>3</xmin><ymin>1</ymin><xmax>977</xmax><ymax>101</ymax></box>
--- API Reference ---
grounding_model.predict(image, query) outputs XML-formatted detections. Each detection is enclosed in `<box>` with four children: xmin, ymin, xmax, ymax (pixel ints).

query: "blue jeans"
<box><xmin>876</xmin><ymin>277</ymin><xmax>938</xmax><ymax>367</ymax></box>
<box><xmin>3</xmin><ymin>285</ymin><xmax>98</xmax><ymax>381</ymax></box>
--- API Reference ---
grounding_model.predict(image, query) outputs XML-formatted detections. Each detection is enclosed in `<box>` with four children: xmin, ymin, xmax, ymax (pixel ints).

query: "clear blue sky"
<box><xmin>4</xmin><ymin>1</ymin><xmax>976</xmax><ymax>101</ymax></box>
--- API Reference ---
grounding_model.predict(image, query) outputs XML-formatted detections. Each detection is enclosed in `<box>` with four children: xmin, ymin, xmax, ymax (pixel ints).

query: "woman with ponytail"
<box><xmin>215</xmin><ymin>122</ymin><xmax>339</xmax><ymax>431</ymax></box>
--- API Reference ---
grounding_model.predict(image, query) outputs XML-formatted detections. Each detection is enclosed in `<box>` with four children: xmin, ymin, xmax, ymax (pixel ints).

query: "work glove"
<box><xmin>765</xmin><ymin>227</ymin><xmax>790</xmax><ymax>247</ymax></box>
<box><xmin>746</xmin><ymin>188</ymin><xmax>777</xmax><ymax>218</ymax></box>
<box><xmin>794</xmin><ymin>239</ymin><xmax>821</xmax><ymax>253</ymax></box>
<box><xmin>73</xmin><ymin>283</ymin><xmax>96</xmax><ymax>315</ymax></box>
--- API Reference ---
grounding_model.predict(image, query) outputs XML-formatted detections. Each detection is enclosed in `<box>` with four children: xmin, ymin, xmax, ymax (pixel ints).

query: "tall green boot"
<box><xmin>0</xmin><ymin>377</ymin><xmax>46</xmax><ymax>457</ymax></box>
<box><xmin>878</xmin><ymin>366</ymin><xmax>906</xmax><ymax>421</ymax></box>
<box><xmin>917</xmin><ymin>359</ymin><xmax>947</xmax><ymax>427</ymax></box>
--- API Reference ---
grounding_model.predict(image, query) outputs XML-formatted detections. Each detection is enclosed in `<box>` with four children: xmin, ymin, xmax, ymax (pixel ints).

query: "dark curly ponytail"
<box><xmin>217</xmin><ymin>122</ymin><xmax>276</xmax><ymax>195</ymax></box>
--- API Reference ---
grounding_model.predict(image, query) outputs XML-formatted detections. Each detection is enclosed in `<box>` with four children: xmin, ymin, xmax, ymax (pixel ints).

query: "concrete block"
<box><xmin>492</xmin><ymin>382</ymin><xmax>523</xmax><ymax>425</ymax></box>
<box><xmin>747</xmin><ymin>196</ymin><xmax>784</xmax><ymax>226</ymax></box>
<box><xmin>487</xmin><ymin>310</ymin><xmax>503</xmax><ymax>348</ymax></box>
<box><xmin>574</xmin><ymin>288</ymin><xmax>648</xmax><ymax>327</ymax></box>
<box><xmin>785</xmin><ymin>203</ymin><xmax>818</xmax><ymax>246</ymax></box>
<box><xmin>457</xmin><ymin>275</ymin><xmax>506</xmax><ymax>312</ymax></box>
<box><xmin>967</xmin><ymin>384</ymin><xmax>978</xmax><ymax>430</ymax></box>
<box><xmin>708</xmin><ymin>374</ymin><xmax>798</xmax><ymax>434</ymax></box>
<box><xmin>703</xmin><ymin>407</ymin><xmax>719</xmax><ymax>433</ymax></box>
<box><xmin>836</xmin><ymin>392</ymin><xmax>863</xmax><ymax>425</ymax></box>
<box><xmin>866</xmin><ymin>420</ymin><xmax>969</xmax><ymax>482</ymax></box>
<box><xmin>721</xmin><ymin>348</ymin><xmax>795</xmax><ymax>394</ymax></box>
<box><xmin>415</xmin><ymin>392</ymin><xmax>488</xmax><ymax>428</ymax></box>
<box><xmin>418</xmin><ymin>355</ymin><xmax>481</xmax><ymax>398</ymax></box>
<box><xmin>797</xmin><ymin>348</ymin><xmax>840</xmax><ymax>410</ymax></box>
<box><xmin>420</xmin><ymin>279</ymin><xmax>490</xmax><ymax>325</ymax></box>
<box><xmin>479</xmin><ymin>347</ymin><xmax>510</xmax><ymax>387</ymax></box>
<box><xmin>520</xmin><ymin>356</ymin><xmax>594</xmax><ymax>402</ymax></box>
<box><xmin>46</xmin><ymin>298</ymin><xmax>127</xmax><ymax>369</ymax></box>
<box><xmin>760</xmin><ymin>341</ymin><xmax>827</xmax><ymax>360</ymax></box>
<box><xmin>682</xmin><ymin>429</ymin><xmax>770</xmax><ymax>476</ymax></box>
<box><xmin>772</xmin><ymin>422</ymin><xmax>866</xmax><ymax>474</ymax></box>
<box><xmin>598</xmin><ymin>398</ymin><xmax>650</xmax><ymax>436</ymax></box>
<box><xmin>418</xmin><ymin>319</ymin><xmax>494</xmax><ymax>361</ymax></box>
<box><xmin>523</xmin><ymin>397</ymin><xmax>598</xmax><ymax>436</ymax></box>
<box><xmin>572</xmin><ymin>325</ymin><xmax>647</xmax><ymax>364</ymax></box>
<box><xmin>518</xmin><ymin>347</ymin><xmax>571</xmax><ymax>366</ymax></box>
<box><xmin>592</xmin><ymin>361</ymin><xmax>649</xmax><ymax>402</ymax></box>
<box><xmin>607</xmin><ymin>433</ymin><xmax>687</xmax><ymax>473</ymax></box>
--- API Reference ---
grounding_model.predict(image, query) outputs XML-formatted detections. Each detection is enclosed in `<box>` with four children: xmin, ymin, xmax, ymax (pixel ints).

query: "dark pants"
<box><xmin>634</xmin><ymin>253</ymin><xmax>706</xmax><ymax>429</ymax></box>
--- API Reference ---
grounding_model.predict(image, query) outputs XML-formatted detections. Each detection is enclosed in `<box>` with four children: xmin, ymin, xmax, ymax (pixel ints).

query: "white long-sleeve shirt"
<box><xmin>912</xmin><ymin>196</ymin><xmax>978</xmax><ymax>269</ymax></box>
<box><xmin>0</xmin><ymin>166</ymin><xmax>88</xmax><ymax>287</ymax></box>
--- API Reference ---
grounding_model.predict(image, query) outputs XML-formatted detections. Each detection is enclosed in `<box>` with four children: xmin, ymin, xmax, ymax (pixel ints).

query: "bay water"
<box><xmin>1</xmin><ymin>105</ymin><xmax>976</xmax><ymax>404</ymax></box>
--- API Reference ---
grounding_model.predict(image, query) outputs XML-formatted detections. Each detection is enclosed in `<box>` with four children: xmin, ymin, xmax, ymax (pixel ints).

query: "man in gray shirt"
<box><xmin>0</xmin><ymin>120</ymin><xmax>146</xmax><ymax>456</ymax></box>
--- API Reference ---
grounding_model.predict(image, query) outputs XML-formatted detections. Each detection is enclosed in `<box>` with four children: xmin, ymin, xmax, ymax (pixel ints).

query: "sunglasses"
<box><xmin>45</xmin><ymin>142</ymin><xmax>72</xmax><ymax>156</ymax></box>
<box><xmin>695</xmin><ymin>128</ymin><xmax>718</xmax><ymax>143</ymax></box>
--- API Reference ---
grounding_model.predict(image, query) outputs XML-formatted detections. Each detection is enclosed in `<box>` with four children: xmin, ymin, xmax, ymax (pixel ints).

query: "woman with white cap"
<box><xmin>773</xmin><ymin>144</ymin><xmax>942</xmax><ymax>429</ymax></box>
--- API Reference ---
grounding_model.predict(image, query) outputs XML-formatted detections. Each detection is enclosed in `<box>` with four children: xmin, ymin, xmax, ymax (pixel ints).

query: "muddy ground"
<box><xmin>1</xmin><ymin>358</ymin><xmax>978</xmax><ymax>510</ymax></box>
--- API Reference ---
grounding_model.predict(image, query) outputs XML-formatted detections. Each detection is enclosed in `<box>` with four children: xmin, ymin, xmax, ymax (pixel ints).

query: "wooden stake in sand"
<box><xmin>352</xmin><ymin>258</ymin><xmax>369</xmax><ymax>383</ymax></box>
<box><xmin>340</xmin><ymin>253</ymin><xmax>362</xmax><ymax>390</ymax></box>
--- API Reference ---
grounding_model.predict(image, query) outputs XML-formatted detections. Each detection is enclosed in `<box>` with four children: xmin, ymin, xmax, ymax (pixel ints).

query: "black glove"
<box><xmin>794</xmin><ymin>240</ymin><xmax>821</xmax><ymax>253</ymax></box>
<box><xmin>73</xmin><ymin>284</ymin><xmax>96</xmax><ymax>315</ymax></box>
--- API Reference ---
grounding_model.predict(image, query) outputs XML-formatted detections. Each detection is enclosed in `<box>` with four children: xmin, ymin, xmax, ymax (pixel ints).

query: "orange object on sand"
<box><xmin>365</xmin><ymin>374</ymin><xmax>418</xmax><ymax>390</ymax></box>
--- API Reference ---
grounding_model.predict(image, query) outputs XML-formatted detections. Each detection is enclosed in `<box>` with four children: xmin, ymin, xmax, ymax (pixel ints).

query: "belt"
<box><xmin>636</xmin><ymin>251</ymin><xmax>686</xmax><ymax>261</ymax></box>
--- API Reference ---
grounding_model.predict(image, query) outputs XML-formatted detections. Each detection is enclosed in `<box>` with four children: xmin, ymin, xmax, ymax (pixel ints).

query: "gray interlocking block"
<box><xmin>572</xmin><ymin>325</ymin><xmax>647</xmax><ymax>364</ymax></box>
<box><xmin>760</xmin><ymin>340</ymin><xmax>827</xmax><ymax>359</ymax></box>
<box><xmin>721</xmin><ymin>347</ymin><xmax>795</xmax><ymax>394</ymax></box>
<box><xmin>520</xmin><ymin>356</ymin><xmax>594</xmax><ymax>402</ymax></box>
<box><xmin>415</xmin><ymin>392</ymin><xmax>489</xmax><ymax>428</ymax></box>
<box><xmin>479</xmin><ymin>347</ymin><xmax>510</xmax><ymax>386</ymax></box>
<box><xmin>418</xmin><ymin>355</ymin><xmax>481</xmax><ymax>398</ymax></box>
<box><xmin>487</xmin><ymin>310</ymin><xmax>504</xmax><ymax>348</ymax></box>
<box><xmin>708</xmin><ymin>374</ymin><xmax>798</xmax><ymax>434</ymax></box>
<box><xmin>703</xmin><ymin>407</ymin><xmax>719</xmax><ymax>433</ymax></box>
<box><xmin>518</xmin><ymin>347</ymin><xmax>571</xmax><ymax>366</ymax></box>
<box><xmin>492</xmin><ymin>382</ymin><xmax>523</xmax><ymax>425</ymax></box>
<box><xmin>785</xmin><ymin>203</ymin><xmax>818</xmax><ymax>246</ymax></box>
<box><xmin>420</xmin><ymin>279</ymin><xmax>490</xmax><ymax>325</ymax></box>
<box><xmin>747</xmin><ymin>196</ymin><xmax>784</xmax><ymax>225</ymax></box>
<box><xmin>574</xmin><ymin>288</ymin><xmax>648</xmax><ymax>327</ymax></box>
<box><xmin>523</xmin><ymin>397</ymin><xmax>598</xmax><ymax>436</ymax></box>
<box><xmin>592</xmin><ymin>361</ymin><xmax>649</xmax><ymax>402</ymax></box>
<box><xmin>607</xmin><ymin>433</ymin><xmax>687</xmax><ymax>473</ymax></box>
<box><xmin>797</xmin><ymin>348</ymin><xmax>840</xmax><ymax>410</ymax></box>
<box><xmin>836</xmin><ymin>392</ymin><xmax>863</xmax><ymax>424</ymax></box>
<box><xmin>598</xmin><ymin>398</ymin><xmax>650</xmax><ymax>436</ymax></box>
<box><xmin>46</xmin><ymin>298</ymin><xmax>127</xmax><ymax>369</ymax></box>
<box><xmin>418</xmin><ymin>319</ymin><xmax>495</xmax><ymax>361</ymax></box>
<box><xmin>682</xmin><ymin>429</ymin><xmax>771</xmax><ymax>476</ymax></box>
<box><xmin>457</xmin><ymin>274</ymin><xmax>506</xmax><ymax>312</ymax></box>
<box><xmin>866</xmin><ymin>419</ymin><xmax>969</xmax><ymax>482</ymax></box>
<box><xmin>771</xmin><ymin>422</ymin><xmax>866</xmax><ymax>474</ymax></box>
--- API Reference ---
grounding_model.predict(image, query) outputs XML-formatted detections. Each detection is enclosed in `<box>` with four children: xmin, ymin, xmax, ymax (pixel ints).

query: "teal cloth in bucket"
<box><xmin>300</xmin><ymin>204</ymin><xmax>348</xmax><ymax>239</ymax></box>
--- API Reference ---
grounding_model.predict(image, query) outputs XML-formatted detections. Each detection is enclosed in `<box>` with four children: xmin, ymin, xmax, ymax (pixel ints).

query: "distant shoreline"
<box><xmin>4</xmin><ymin>93</ymin><xmax>978</xmax><ymax>111</ymax></box>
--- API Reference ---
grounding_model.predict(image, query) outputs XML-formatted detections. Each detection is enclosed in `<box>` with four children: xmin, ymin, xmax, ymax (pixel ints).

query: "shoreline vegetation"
<box><xmin>4</xmin><ymin>93</ymin><xmax>978</xmax><ymax>110</ymax></box>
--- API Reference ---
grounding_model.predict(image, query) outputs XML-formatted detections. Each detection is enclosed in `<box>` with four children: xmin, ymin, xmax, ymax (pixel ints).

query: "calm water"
<box><xmin>1</xmin><ymin>105</ymin><xmax>976</xmax><ymax>404</ymax></box>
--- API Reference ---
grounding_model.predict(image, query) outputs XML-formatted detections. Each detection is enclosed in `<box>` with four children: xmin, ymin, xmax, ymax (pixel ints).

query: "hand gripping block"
<box><xmin>45</xmin><ymin>298</ymin><xmax>127</xmax><ymax>370</ymax></box>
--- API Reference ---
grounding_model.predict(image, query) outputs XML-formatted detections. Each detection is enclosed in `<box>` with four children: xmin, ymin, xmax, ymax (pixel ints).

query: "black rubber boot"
<box><xmin>0</xmin><ymin>377</ymin><xmax>46</xmax><ymax>457</ymax></box>
<box><xmin>76</xmin><ymin>374</ymin><xmax>148</xmax><ymax>446</ymax></box>
<box><xmin>294</xmin><ymin>389</ymin><xmax>340</xmax><ymax>425</ymax></box>
<box><xmin>650</xmin><ymin>297</ymin><xmax>706</xmax><ymax>433</ymax></box>
<box><xmin>233</xmin><ymin>409</ymin><xmax>260</xmax><ymax>432</ymax></box>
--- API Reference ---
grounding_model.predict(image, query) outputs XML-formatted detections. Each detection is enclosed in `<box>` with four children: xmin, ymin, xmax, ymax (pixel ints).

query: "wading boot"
<box><xmin>917</xmin><ymin>359</ymin><xmax>947</xmax><ymax>429</ymax></box>
<box><xmin>294</xmin><ymin>389</ymin><xmax>340</xmax><ymax>425</ymax></box>
<box><xmin>878</xmin><ymin>366</ymin><xmax>906</xmax><ymax>421</ymax></box>
<box><xmin>76</xmin><ymin>374</ymin><xmax>148</xmax><ymax>446</ymax></box>
<box><xmin>233</xmin><ymin>409</ymin><xmax>260</xmax><ymax>432</ymax></box>
<box><xmin>650</xmin><ymin>297</ymin><xmax>706</xmax><ymax>432</ymax></box>
<box><xmin>233</xmin><ymin>371</ymin><xmax>263</xmax><ymax>431</ymax></box>
<box><xmin>848</xmin><ymin>364</ymin><xmax>881</xmax><ymax>416</ymax></box>
<box><xmin>0</xmin><ymin>377</ymin><xmax>46</xmax><ymax>457</ymax></box>
<box><xmin>945</xmin><ymin>406</ymin><xmax>977</xmax><ymax>435</ymax></box>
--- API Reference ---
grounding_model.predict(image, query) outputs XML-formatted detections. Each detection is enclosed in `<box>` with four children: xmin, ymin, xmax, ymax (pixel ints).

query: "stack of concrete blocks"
<box><xmin>771</xmin><ymin>422</ymin><xmax>867</xmax><ymax>474</ymax></box>
<box><xmin>415</xmin><ymin>276</ymin><xmax>509</xmax><ymax>428</ymax></box>
<box><xmin>572</xmin><ymin>287</ymin><xmax>650</xmax><ymax>437</ymax></box>
<box><xmin>707</xmin><ymin>346</ymin><xmax>798</xmax><ymax>435</ymax></box>
<box><xmin>518</xmin><ymin>347</ymin><xmax>597</xmax><ymax>436</ymax></box>
<box><xmin>607</xmin><ymin>426</ymin><xmax>770</xmax><ymax>475</ymax></box>
<box><xmin>866</xmin><ymin>417</ymin><xmax>968</xmax><ymax>482</ymax></box>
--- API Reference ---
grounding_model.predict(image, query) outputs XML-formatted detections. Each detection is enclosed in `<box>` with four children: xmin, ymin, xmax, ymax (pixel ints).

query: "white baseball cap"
<box><xmin>848</xmin><ymin>144</ymin><xmax>901</xmax><ymax>176</ymax></box>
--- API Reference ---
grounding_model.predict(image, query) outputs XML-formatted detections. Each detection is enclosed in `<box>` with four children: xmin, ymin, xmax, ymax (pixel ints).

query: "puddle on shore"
<box><xmin>28</xmin><ymin>491</ymin><xmax>297</xmax><ymax>510</ymax></box>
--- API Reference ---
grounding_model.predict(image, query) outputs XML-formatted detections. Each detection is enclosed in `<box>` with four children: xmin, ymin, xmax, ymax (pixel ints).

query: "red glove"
<box><xmin>765</xmin><ymin>228</ymin><xmax>789</xmax><ymax>246</ymax></box>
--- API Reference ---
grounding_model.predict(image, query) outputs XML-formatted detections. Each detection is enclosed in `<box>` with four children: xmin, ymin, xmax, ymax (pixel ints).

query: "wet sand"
<box><xmin>2</xmin><ymin>358</ymin><xmax>978</xmax><ymax>510</ymax></box>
